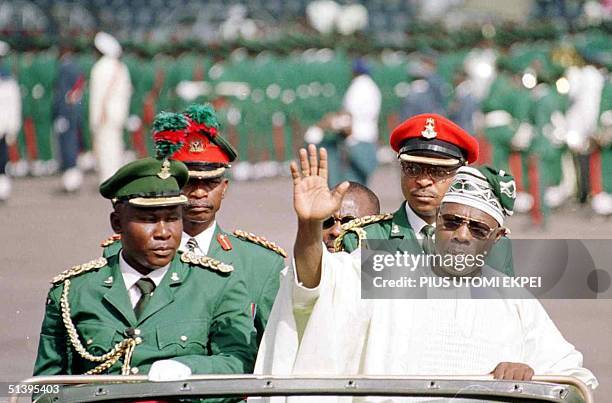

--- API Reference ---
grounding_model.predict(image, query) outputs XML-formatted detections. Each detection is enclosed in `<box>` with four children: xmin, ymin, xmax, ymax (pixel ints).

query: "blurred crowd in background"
<box><xmin>0</xmin><ymin>0</ymin><xmax>610</xmax><ymax>226</ymax></box>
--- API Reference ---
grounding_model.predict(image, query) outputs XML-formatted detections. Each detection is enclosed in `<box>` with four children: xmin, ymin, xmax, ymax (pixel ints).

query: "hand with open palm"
<box><xmin>290</xmin><ymin>144</ymin><xmax>349</xmax><ymax>223</ymax></box>
<box><xmin>290</xmin><ymin>145</ymin><xmax>350</xmax><ymax>288</ymax></box>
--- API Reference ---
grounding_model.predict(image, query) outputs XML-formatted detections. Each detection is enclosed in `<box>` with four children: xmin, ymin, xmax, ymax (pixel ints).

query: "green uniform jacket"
<box><xmin>33</xmin><ymin>251</ymin><xmax>257</xmax><ymax>376</ymax></box>
<box><xmin>102</xmin><ymin>224</ymin><xmax>285</xmax><ymax>345</ymax></box>
<box><xmin>341</xmin><ymin>202</ymin><xmax>515</xmax><ymax>277</ymax></box>
<box><xmin>213</xmin><ymin>226</ymin><xmax>285</xmax><ymax>346</ymax></box>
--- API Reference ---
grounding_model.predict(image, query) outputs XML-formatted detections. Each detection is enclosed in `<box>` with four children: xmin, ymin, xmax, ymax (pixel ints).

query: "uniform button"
<box><xmin>134</xmin><ymin>337</ymin><xmax>143</xmax><ymax>344</ymax></box>
<box><xmin>133</xmin><ymin>329</ymin><xmax>141</xmax><ymax>336</ymax></box>
<box><xmin>130</xmin><ymin>367</ymin><xmax>139</xmax><ymax>374</ymax></box>
<box><xmin>86</xmin><ymin>339</ymin><xmax>93</xmax><ymax>345</ymax></box>
<box><xmin>180</xmin><ymin>335</ymin><xmax>188</xmax><ymax>342</ymax></box>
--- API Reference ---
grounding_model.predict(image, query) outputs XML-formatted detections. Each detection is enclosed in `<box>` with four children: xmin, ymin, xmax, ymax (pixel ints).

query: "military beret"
<box><xmin>99</xmin><ymin>158</ymin><xmax>189</xmax><ymax>207</ymax></box>
<box><xmin>390</xmin><ymin>113</ymin><xmax>479</xmax><ymax>166</ymax></box>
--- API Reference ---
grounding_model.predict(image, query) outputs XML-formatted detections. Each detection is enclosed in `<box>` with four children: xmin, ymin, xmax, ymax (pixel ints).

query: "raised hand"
<box><xmin>290</xmin><ymin>144</ymin><xmax>349</xmax><ymax>223</ymax></box>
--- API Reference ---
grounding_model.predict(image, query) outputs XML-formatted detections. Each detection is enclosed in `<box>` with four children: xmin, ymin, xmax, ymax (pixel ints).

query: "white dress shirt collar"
<box><xmin>179</xmin><ymin>220</ymin><xmax>217</xmax><ymax>255</ymax></box>
<box><xmin>119</xmin><ymin>252</ymin><xmax>170</xmax><ymax>308</ymax></box>
<box><xmin>404</xmin><ymin>202</ymin><xmax>434</xmax><ymax>239</ymax></box>
<box><xmin>119</xmin><ymin>251</ymin><xmax>169</xmax><ymax>290</ymax></box>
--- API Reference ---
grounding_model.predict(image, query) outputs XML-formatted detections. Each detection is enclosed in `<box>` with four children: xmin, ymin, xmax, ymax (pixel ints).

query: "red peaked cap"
<box><xmin>169</xmin><ymin>104</ymin><xmax>237</xmax><ymax>166</ymax></box>
<box><xmin>171</xmin><ymin>129</ymin><xmax>233</xmax><ymax>165</ymax></box>
<box><xmin>389</xmin><ymin>114</ymin><xmax>479</xmax><ymax>165</ymax></box>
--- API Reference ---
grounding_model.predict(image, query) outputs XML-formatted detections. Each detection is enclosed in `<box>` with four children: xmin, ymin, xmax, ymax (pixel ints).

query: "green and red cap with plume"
<box><xmin>152</xmin><ymin>111</ymin><xmax>189</xmax><ymax>161</ymax></box>
<box><xmin>173</xmin><ymin>103</ymin><xmax>237</xmax><ymax>179</ymax></box>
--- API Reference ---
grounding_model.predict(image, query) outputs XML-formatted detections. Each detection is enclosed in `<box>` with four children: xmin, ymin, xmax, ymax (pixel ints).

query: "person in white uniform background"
<box><xmin>0</xmin><ymin>40</ymin><xmax>22</xmax><ymax>202</ymax></box>
<box><xmin>89</xmin><ymin>31</ymin><xmax>132</xmax><ymax>183</ymax></box>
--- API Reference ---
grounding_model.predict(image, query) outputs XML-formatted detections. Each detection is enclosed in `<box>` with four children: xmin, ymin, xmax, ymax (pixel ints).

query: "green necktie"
<box><xmin>134</xmin><ymin>278</ymin><xmax>156</xmax><ymax>320</ymax></box>
<box><xmin>421</xmin><ymin>225</ymin><xmax>436</xmax><ymax>255</ymax></box>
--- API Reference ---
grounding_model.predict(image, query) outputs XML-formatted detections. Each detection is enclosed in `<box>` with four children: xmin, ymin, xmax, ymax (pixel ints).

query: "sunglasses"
<box><xmin>322</xmin><ymin>215</ymin><xmax>357</xmax><ymax>229</ymax></box>
<box><xmin>439</xmin><ymin>213</ymin><xmax>496</xmax><ymax>240</ymax></box>
<box><xmin>401</xmin><ymin>162</ymin><xmax>459</xmax><ymax>180</ymax></box>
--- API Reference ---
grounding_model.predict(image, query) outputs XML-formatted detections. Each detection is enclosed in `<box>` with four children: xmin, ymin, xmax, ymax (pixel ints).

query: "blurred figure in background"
<box><xmin>448</xmin><ymin>69</ymin><xmax>479</xmax><ymax>136</ymax></box>
<box><xmin>0</xmin><ymin>41</ymin><xmax>22</xmax><ymax>202</ymax></box>
<box><xmin>592</xmin><ymin>71</ymin><xmax>612</xmax><ymax>215</ymax></box>
<box><xmin>401</xmin><ymin>53</ymin><xmax>447</xmax><ymax>119</ymax></box>
<box><xmin>53</xmin><ymin>41</ymin><xmax>85</xmax><ymax>193</ymax></box>
<box><xmin>303</xmin><ymin>58</ymin><xmax>381</xmax><ymax>187</ymax></box>
<box><xmin>89</xmin><ymin>32</ymin><xmax>132</xmax><ymax>183</ymax></box>
<box><xmin>340</xmin><ymin>58</ymin><xmax>381</xmax><ymax>185</ymax></box>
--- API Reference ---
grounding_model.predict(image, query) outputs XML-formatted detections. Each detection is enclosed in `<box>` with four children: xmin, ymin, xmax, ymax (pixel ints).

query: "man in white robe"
<box><xmin>89</xmin><ymin>32</ymin><xmax>132</xmax><ymax>183</ymax></box>
<box><xmin>255</xmin><ymin>146</ymin><xmax>598</xmax><ymax>397</ymax></box>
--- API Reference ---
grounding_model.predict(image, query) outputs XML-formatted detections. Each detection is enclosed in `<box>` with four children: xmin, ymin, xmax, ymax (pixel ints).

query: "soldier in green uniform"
<box><xmin>27</xmin><ymin>46</ymin><xmax>57</xmax><ymax>175</ymax></box>
<box><xmin>482</xmin><ymin>61</ymin><xmax>537</xmax><ymax>213</ymax></box>
<box><xmin>333</xmin><ymin>113</ymin><xmax>513</xmax><ymax>276</ymax></box>
<box><xmin>34</xmin><ymin>156</ymin><xmax>256</xmax><ymax>379</ymax></box>
<box><xmin>592</xmin><ymin>69</ymin><xmax>612</xmax><ymax>215</ymax></box>
<box><xmin>102</xmin><ymin>104</ymin><xmax>286</xmax><ymax>345</ymax></box>
<box><xmin>531</xmin><ymin>65</ymin><xmax>570</xmax><ymax>211</ymax></box>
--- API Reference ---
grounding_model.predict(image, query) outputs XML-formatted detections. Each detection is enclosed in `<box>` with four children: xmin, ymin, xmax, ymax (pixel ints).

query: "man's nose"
<box><xmin>153</xmin><ymin>221</ymin><xmax>172</xmax><ymax>239</ymax></box>
<box><xmin>453</xmin><ymin>222</ymin><xmax>472</xmax><ymax>243</ymax></box>
<box><xmin>189</xmin><ymin>184</ymin><xmax>209</xmax><ymax>198</ymax></box>
<box><xmin>415</xmin><ymin>173</ymin><xmax>434</xmax><ymax>187</ymax></box>
<box><xmin>330</xmin><ymin>222</ymin><xmax>343</xmax><ymax>238</ymax></box>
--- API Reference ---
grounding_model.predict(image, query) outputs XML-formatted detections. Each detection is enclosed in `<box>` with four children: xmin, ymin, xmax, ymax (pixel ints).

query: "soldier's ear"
<box><xmin>110</xmin><ymin>204</ymin><xmax>124</xmax><ymax>234</ymax></box>
<box><xmin>221</xmin><ymin>178</ymin><xmax>229</xmax><ymax>199</ymax></box>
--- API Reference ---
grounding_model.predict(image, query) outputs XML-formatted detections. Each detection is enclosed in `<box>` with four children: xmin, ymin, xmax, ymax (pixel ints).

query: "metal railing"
<box><xmin>8</xmin><ymin>374</ymin><xmax>593</xmax><ymax>403</ymax></box>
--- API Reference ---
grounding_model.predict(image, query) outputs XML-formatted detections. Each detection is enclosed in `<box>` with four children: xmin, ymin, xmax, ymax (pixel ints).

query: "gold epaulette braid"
<box><xmin>60</xmin><ymin>279</ymin><xmax>137</xmax><ymax>375</ymax></box>
<box><xmin>181</xmin><ymin>251</ymin><xmax>234</xmax><ymax>273</ymax></box>
<box><xmin>333</xmin><ymin>213</ymin><xmax>394</xmax><ymax>252</ymax></box>
<box><xmin>233</xmin><ymin>230</ymin><xmax>288</xmax><ymax>258</ymax></box>
<box><xmin>100</xmin><ymin>233</ymin><xmax>121</xmax><ymax>247</ymax></box>
<box><xmin>51</xmin><ymin>257</ymin><xmax>108</xmax><ymax>285</ymax></box>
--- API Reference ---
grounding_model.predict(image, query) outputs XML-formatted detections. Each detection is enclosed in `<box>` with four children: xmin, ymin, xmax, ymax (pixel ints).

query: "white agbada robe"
<box><xmin>89</xmin><ymin>55</ymin><xmax>132</xmax><ymax>183</ymax></box>
<box><xmin>255</xmin><ymin>247</ymin><xmax>598</xmax><ymax>401</ymax></box>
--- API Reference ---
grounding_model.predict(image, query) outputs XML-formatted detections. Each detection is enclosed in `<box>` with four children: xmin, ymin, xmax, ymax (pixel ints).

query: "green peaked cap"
<box><xmin>99</xmin><ymin>157</ymin><xmax>189</xmax><ymax>207</ymax></box>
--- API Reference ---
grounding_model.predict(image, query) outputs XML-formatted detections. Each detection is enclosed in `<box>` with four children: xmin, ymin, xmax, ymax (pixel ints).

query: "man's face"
<box><xmin>400</xmin><ymin>161</ymin><xmax>457</xmax><ymax>219</ymax></box>
<box><xmin>111</xmin><ymin>204</ymin><xmax>183</xmax><ymax>274</ymax></box>
<box><xmin>434</xmin><ymin>202</ymin><xmax>505</xmax><ymax>276</ymax></box>
<box><xmin>322</xmin><ymin>193</ymin><xmax>377</xmax><ymax>252</ymax></box>
<box><xmin>182</xmin><ymin>176</ymin><xmax>228</xmax><ymax>226</ymax></box>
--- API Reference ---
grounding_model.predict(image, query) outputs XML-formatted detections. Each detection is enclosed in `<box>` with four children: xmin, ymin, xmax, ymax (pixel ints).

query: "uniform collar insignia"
<box><xmin>217</xmin><ymin>233</ymin><xmax>232</xmax><ymax>251</ymax></box>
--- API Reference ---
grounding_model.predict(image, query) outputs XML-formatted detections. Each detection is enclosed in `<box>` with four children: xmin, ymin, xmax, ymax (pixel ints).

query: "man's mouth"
<box><xmin>414</xmin><ymin>195</ymin><xmax>435</xmax><ymax>202</ymax></box>
<box><xmin>412</xmin><ymin>191</ymin><xmax>436</xmax><ymax>201</ymax></box>
<box><xmin>187</xmin><ymin>204</ymin><xmax>212</xmax><ymax>212</ymax></box>
<box><xmin>445</xmin><ymin>246</ymin><xmax>473</xmax><ymax>255</ymax></box>
<box><xmin>152</xmin><ymin>247</ymin><xmax>174</xmax><ymax>257</ymax></box>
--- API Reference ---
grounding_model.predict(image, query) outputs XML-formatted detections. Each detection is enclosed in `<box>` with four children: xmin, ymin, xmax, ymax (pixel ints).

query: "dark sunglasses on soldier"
<box><xmin>439</xmin><ymin>213</ymin><xmax>496</xmax><ymax>240</ymax></box>
<box><xmin>401</xmin><ymin>162</ymin><xmax>459</xmax><ymax>180</ymax></box>
<box><xmin>322</xmin><ymin>215</ymin><xmax>357</xmax><ymax>229</ymax></box>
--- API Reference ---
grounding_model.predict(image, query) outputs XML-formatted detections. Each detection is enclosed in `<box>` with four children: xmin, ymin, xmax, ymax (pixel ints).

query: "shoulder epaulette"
<box><xmin>51</xmin><ymin>257</ymin><xmax>108</xmax><ymax>285</ymax></box>
<box><xmin>100</xmin><ymin>234</ymin><xmax>121</xmax><ymax>247</ymax></box>
<box><xmin>333</xmin><ymin>213</ymin><xmax>394</xmax><ymax>252</ymax></box>
<box><xmin>233</xmin><ymin>229</ymin><xmax>288</xmax><ymax>258</ymax></box>
<box><xmin>181</xmin><ymin>251</ymin><xmax>234</xmax><ymax>273</ymax></box>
